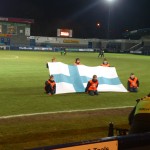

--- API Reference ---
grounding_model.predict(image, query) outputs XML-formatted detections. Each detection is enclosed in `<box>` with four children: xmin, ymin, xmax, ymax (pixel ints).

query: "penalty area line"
<box><xmin>0</xmin><ymin>106</ymin><xmax>134</xmax><ymax>119</ymax></box>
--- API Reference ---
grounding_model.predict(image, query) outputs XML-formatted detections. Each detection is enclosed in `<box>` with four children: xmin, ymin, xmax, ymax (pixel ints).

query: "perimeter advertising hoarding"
<box><xmin>63</xmin><ymin>39</ymin><xmax>79</xmax><ymax>43</ymax></box>
<box><xmin>0</xmin><ymin>34</ymin><xmax>12</xmax><ymax>37</ymax></box>
<box><xmin>55</xmin><ymin>140</ymin><xmax>118</xmax><ymax>150</ymax></box>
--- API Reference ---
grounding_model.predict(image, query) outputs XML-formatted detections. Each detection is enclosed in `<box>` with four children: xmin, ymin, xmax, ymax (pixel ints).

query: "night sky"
<box><xmin>0</xmin><ymin>0</ymin><xmax>150</xmax><ymax>38</ymax></box>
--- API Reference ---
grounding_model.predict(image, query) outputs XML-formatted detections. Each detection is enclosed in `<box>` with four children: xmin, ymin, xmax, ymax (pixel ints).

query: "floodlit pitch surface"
<box><xmin>0</xmin><ymin>50</ymin><xmax>149</xmax><ymax>149</ymax></box>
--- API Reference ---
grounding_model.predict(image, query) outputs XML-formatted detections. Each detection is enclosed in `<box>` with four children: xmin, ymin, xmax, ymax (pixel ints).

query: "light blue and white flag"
<box><xmin>48</xmin><ymin>62</ymin><xmax>127</xmax><ymax>94</ymax></box>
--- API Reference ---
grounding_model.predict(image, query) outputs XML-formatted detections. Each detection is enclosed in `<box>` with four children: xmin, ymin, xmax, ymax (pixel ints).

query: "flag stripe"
<box><xmin>54</xmin><ymin>74</ymin><xmax>121</xmax><ymax>85</ymax></box>
<box><xmin>68</xmin><ymin>65</ymin><xmax>85</xmax><ymax>92</ymax></box>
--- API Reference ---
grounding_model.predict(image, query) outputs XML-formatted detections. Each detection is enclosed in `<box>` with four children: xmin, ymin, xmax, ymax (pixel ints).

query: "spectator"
<box><xmin>101</xmin><ymin>58</ymin><xmax>110</xmax><ymax>67</ymax></box>
<box><xmin>85</xmin><ymin>75</ymin><xmax>99</xmax><ymax>96</ymax></box>
<box><xmin>127</xmin><ymin>73</ymin><xmax>139</xmax><ymax>92</ymax></box>
<box><xmin>129</xmin><ymin>93</ymin><xmax>150</xmax><ymax>134</ymax></box>
<box><xmin>74</xmin><ymin>58</ymin><xmax>82</xmax><ymax>65</ymax></box>
<box><xmin>45</xmin><ymin>75</ymin><xmax>56</xmax><ymax>95</ymax></box>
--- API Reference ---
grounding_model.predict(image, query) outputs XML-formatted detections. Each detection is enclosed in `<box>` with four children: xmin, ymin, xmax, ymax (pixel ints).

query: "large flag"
<box><xmin>48</xmin><ymin>62</ymin><xmax>127</xmax><ymax>94</ymax></box>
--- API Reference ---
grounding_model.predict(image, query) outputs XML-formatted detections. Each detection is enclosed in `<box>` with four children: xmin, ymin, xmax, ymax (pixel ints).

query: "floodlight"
<box><xmin>106</xmin><ymin>0</ymin><xmax>115</xmax><ymax>2</ymax></box>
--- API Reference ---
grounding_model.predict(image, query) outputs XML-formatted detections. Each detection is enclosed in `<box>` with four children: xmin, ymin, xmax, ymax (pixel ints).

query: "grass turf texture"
<box><xmin>0</xmin><ymin>50</ymin><xmax>149</xmax><ymax>149</ymax></box>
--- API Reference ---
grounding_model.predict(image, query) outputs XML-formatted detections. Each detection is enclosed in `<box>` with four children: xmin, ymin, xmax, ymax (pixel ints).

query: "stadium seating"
<box><xmin>141</xmin><ymin>46</ymin><xmax>150</xmax><ymax>55</ymax></box>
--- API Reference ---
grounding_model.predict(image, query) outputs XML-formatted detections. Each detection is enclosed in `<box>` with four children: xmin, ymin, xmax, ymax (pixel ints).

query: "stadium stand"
<box><xmin>123</xmin><ymin>28</ymin><xmax>150</xmax><ymax>40</ymax></box>
<box><xmin>106</xmin><ymin>42</ymin><xmax>122</xmax><ymax>53</ymax></box>
<box><xmin>125</xmin><ymin>40</ymin><xmax>150</xmax><ymax>55</ymax></box>
<box><xmin>0</xmin><ymin>17</ymin><xmax>150</xmax><ymax>55</ymax></box>
<box><xmin>141</xmin><ymin>46</ymin><xmax>150</xmax><ymax>55</ymax></box>
<box><xmin>0</xmin><ymin>17</ymin><xmax>33</xmax><ymax>50</ymax></box>
<box><xmin>126</xmin><ymin>42</ymin><xmax>143</xmax><ymax>53</ymax></box>
<box><xmin>0</xmin><ymin>42</ymin><xmax>7</xmax><ymax>49</ymax></box>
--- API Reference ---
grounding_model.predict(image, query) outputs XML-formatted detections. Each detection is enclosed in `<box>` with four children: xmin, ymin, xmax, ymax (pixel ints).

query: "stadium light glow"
<box><xmin>105</xmin><ymin>0</ymin><xmax>116</xmax><ymax>39</ymax></box>
<box><xmin>106</xmin><ymin>0</ymin><xmax>115</xmax><ymax>3</ymax></box>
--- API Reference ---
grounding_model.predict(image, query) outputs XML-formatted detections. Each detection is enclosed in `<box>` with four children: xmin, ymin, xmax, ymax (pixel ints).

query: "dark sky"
<box><xmin>0</xmin><ymin>0</ymin><xmax>150</xmax><ymax>38</ymax></box>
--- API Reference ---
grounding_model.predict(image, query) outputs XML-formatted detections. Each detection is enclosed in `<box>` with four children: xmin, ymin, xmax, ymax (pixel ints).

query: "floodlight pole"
<box><xmin>106</xmin><ymin>0</ymin><xmax>115</xmax><ymax>39</ymax></box>
<box><xmin>107</xmin><ymin>4</ymin><xmax>111</xmax><ymax>39</ymax></box>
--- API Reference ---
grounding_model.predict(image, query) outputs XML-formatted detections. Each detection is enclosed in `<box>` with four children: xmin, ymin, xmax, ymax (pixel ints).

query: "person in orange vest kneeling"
<box><xmin>85</xmin><ymin>75</ymin><xmax>99</xmax><ymax>96</ymax></box>
<box><xmin>127</xmin><ymin>73</ymin><xmax>139</xmax><ymax>92</ymax></box>
<box><xmin>100</xmin><ymin>58</ymin><xmax>110</xmax><ymax>67</ymax></box>
<box><xmin>74</xmin><ymin>58</ymin><xmax>82</xmax><ymax>65</ymax></box>
<box><xmin>45</xmin><ymin>75</ymin><xmax>56</xmax><ymax>95</ymax></box>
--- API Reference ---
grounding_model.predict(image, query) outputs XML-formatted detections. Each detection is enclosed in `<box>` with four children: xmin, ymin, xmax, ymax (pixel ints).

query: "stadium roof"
<box><xmin>123</xmin><ymin>28</ymin><xmax>150</xmax><ymax>39</ymax></box>
<box><xmin>0</xmin><ymin>17</ymin><xmax>34</xmax><ymax>24</ymax></box>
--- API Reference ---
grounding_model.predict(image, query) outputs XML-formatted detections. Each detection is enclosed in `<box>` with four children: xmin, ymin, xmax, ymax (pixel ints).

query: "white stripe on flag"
<box><xmin>77</xmin><ymin>65</ymin><xmax>118</xmax><ymax>78</ymax></box>
<box><xmin>56</xmin><ymin>82</ymin><xmax>76</xmax><ymax>94</ymax></box>
<box><xmin>48</xmin><ymin>62</ymin><xmax>70</xmax><ymax>76</ymax></box>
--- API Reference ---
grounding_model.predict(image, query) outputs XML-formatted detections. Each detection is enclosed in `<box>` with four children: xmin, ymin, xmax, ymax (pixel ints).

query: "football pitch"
<box><xmin>0</xmin><ymin>50</ymin><xmax>149</xmax><ymax>149</ymax></box>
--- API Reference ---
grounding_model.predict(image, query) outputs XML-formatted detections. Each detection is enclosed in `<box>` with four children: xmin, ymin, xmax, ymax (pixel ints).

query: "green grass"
<box><xmin>0</xmin><ymin>51</ymin><xmax>149</xmax><ymax>116</ymax></box>
<box><xmin>0</xmin><ymin>50</ymin><xmax>149</xmax><ymax>149</ymax></box>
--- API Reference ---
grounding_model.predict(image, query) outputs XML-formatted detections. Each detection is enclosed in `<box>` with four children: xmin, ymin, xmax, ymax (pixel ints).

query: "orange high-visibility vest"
<box><xmin>47</xmin><ymin>80</ymin><xmax>56</xmax><ymax>89</ymax></box>
<box><xmin>88</xmin><ymin>80</ymin><xmax>98</xmax><ymax>91</ymax></box>
<box><xmin>74</xmin><ymin>62</ymin><xmax>81</xmax><ymax>65</ymax></box>
<box><xmin>101</xmin><ymin>63</ymin><xmax>110</xmax><ymax>67</ymax></box>
<box><xmin>128</xmin><ymin>77</ymin><xmax>138</xmax><ymax>88</ymax></box>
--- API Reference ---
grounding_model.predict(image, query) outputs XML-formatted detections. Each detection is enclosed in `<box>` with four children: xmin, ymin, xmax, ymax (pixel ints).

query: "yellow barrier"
<box><xmin>56</xmin><ymin>140</ymin><xmax>118</xmax><ymax>150</ymax></box>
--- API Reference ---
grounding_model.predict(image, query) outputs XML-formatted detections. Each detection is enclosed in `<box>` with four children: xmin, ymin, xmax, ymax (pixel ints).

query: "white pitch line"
<box><xmin>0</xmin><ymin>106</ymin><xmax>134</xmax><ymax>119</ymax></box>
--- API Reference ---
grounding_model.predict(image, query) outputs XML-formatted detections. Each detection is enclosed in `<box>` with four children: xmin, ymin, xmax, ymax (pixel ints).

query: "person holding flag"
<box><xmin>85</xmin><ymin>75</ymin><xmax>99</xmax><ymax>96</ymax></box>
<box><xmin>45</xmin><ymin>75</ymin><xmax>56</xmax><ymax>95</ymax></box>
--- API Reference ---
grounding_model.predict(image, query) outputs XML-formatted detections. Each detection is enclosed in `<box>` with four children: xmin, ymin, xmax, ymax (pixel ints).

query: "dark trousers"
<box><xmin>129</xmin><ymin>87</ymin><xmax>138</xmax><ymax>92</ymax></box>
<box><xmin>98</xmin><ymin>53</ymin><xmax>104</xmax><ymax>58</ymax></box>
<box><xmin>45</xmin><ymin>84</ymin><xmax>55</xmax><ymax>95</ymax></box>
<box><xmin>88</xmin><ymin>90</ymin><xmax>99</xmax><ymax>96</ymax></box>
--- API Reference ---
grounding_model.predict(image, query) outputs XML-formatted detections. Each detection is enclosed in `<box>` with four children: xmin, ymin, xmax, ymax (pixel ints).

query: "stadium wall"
<box><xmin>28</xmin><ymin>36</ymin><xmax>141</xmax><ymax>52</ymax></box>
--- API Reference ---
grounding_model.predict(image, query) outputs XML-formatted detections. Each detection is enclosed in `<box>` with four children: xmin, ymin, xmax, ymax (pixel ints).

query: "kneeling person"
<box><xmin>85</xmin><ymin>75</ymin><xmax>99</xmax><ymax>96</ymax></box>
<box><xmin>45</xmin><ymin>75</ymin><xmax>56</xmax><ymax>95</ymax></box>
<box><xmin>127</xmin><ymin>73</ymin><xmax>139</xmax><ymax>92</ymax></box>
